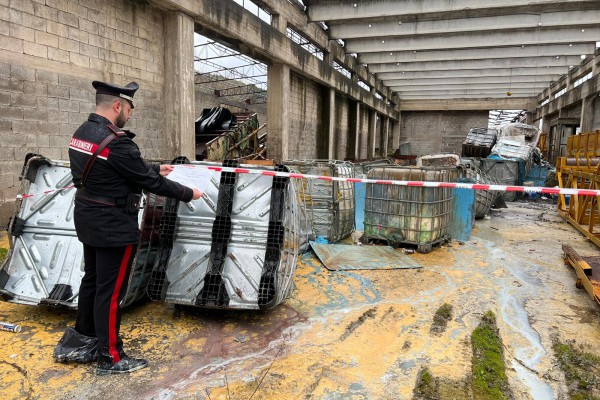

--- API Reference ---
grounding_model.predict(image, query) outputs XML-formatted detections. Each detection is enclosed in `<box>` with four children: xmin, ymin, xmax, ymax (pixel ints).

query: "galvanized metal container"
<box><xmin>462</xmin><ymin>128</ymin><xmax>498</xmax><ymax>158</ymax></box>
<box><xmin>147</xmin><ymin>161</ymin><xmax>308</xmax><ymax>310</ymax></box>
<box><xmin>0</xmin><ymin>155</ymin><xmax>154</xmax><ymax>308</ymax></box>
<box><xmin>363</xmin><ymin>166</ymin><xmax>458</xmax><ymax>253</ymax></box>
<box><xmin>491</xmin><ymin>138</ymin><xmax>533</xmax><ymax>174</ymax></box>
<box><xmin>462</xmin><ymin>168</ymin><xmax>499</xmax><ymax>219</ymax></box>
<box><xmin>480</xmin><ymin>158</ymin><xmax>520</xmax><ymax>202</ymax></box>
<box><xmin>284</xmin><ymin>160</ymin><xmax>355</xmax><ymax>243</ymax></box>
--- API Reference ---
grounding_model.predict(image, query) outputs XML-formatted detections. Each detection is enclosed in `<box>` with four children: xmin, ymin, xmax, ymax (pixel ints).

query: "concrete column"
<box><xmin>353</xmin><ymin>102</ymin><xmax>361</xmax><ymax>160</ymax></box>
<box><xmin>368</xmin><ymin>109</ymin><xmax>376</xmax><ymax>159</ymax></box>
<box><xmin>267</xmin><ymin>63</ymin><xmax>290</xmax><ymax>161</ymax></box>
<box><xmin>382</xmin><ymin>117</ymin><xmax>390</xmax><ymax>157</ymax></box>
<box><xmin>581</xmin><ymin>96</ymin><xmax>596</xmax><ymax>133</ymax></box>
<box><xmin>327</xmin><ymin>88</ymin><xmax>336</xmax><ymax>159</ymax></box>
<box><xmin>392</xmin><ymin>114</ymin><xmax>401</xmax><ymax>151</ymax></box>
<box><xmin>164</xmin><ymin>12</ymin><xmax>195</xmax><ymax>160</ymax></box>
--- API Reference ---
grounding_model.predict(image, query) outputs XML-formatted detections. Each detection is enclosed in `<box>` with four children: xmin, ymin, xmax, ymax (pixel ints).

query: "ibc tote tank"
<box><xmin>363</xmin><ymin>166</ymin><xmax>459</xmax><ymax>253</ymax></box>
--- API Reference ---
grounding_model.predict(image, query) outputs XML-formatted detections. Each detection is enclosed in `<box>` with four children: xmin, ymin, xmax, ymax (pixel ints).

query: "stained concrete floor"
<box><xmin>1</xmin><ymin>201</ymin><xmax>600</xmax><ymax>399</ymax></box>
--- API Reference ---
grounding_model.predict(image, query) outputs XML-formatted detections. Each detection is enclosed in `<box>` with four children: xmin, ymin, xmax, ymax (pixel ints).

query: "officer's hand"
<box><xmin>192</xmin><ymin>188</ymin><xmax>203</xmax><ymax>200</ymax></box>
<box><xmin>159</xmin><ymin>165</ymin><xmax>174</xmax><ymax>176</ymax></box>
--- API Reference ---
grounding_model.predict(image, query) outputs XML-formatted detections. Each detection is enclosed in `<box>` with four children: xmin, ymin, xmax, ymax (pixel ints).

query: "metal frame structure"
<box><xmin>556</xmin><ymin>131</ymin><xmax>600</xmax><ymax>248</ymax></box>
<box><xmin>194</xmin><ymin>37</ymin><xmax>268</xmax><ymax>104</ymax></box>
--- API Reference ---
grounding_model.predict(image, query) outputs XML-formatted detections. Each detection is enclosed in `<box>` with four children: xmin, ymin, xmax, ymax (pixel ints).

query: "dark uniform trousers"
<box><xmin>76</xmin><ymin>244</ymin><xmax>137</xmax><ymax>362</ymax></box>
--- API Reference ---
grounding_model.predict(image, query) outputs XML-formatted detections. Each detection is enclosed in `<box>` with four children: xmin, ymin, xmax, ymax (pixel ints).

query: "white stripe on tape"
<box><xmin>15</xmin><ymin>166</ymin><xmax>599</xmax><ymax>200</ymax></box>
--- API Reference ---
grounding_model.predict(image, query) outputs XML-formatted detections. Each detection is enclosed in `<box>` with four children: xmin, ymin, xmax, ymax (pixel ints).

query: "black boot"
<box><xmin>96</xmin><ymin>350</ymin><xmax>148</xmax><ymax>376</ymax></box>
<box><xmin>54</xmin><ymin>327</ymin><xmax>98</xmax><ymax>363</ymax></box>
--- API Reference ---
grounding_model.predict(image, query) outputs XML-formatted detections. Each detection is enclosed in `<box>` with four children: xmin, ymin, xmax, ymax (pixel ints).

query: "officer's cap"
<box><xmin>92</xmin><ymin>81</ymin><xmax>139</xmax><ymax>109</ymax></box>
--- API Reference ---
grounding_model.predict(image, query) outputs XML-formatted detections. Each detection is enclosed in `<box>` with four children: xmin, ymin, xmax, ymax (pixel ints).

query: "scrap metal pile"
<box><xmin>195</xmin><ymin>108</ymin><xmax>266</xmax><ymax>162</ymax></box>
<box><xmin>460</xmin><ymin>122</ymin><xmax>548</xmax><ymax>202</ymax></box>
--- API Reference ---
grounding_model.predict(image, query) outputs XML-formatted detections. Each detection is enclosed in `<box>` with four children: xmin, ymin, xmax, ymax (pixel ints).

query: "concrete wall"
<box><xmin>400</xmin><ymin>111</ymin><xmax>488</xmax><ymax>156</ymax></box>
<box><xmin>288</xmin><ymin>72</ymin><xmax>322</xmax><ymax>159</ymax></box>
<box><xmin>333</xmin><ymin>94</ymin><xmax>349</xmax><ymax>160</ymax></box>
<box><xmin>0</xmin><ymin>0</ymin><xmax>169</xmax><ymax>226</ymax></box>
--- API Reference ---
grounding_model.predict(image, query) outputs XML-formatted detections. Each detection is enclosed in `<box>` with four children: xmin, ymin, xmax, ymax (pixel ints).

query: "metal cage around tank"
<box><xmin>363</xmin><ymin>166</ymin><xmax>459</xmax><ymax>253</ymax></box>
<box><xmin>283</xmin><ymin>160</ymin><xmax>355</xmax><ymax>243</ymax></box>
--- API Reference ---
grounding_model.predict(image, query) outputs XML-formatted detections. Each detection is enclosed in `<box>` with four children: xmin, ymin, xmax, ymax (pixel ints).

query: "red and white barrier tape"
<box><xmin>14</xmin><ymin>166</ymin><xmax>599</xmax><ymax>200</ymax></box>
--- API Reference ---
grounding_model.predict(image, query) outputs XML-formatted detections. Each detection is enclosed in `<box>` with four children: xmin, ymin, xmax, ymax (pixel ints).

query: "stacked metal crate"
<box><xmin>147</xmin><ymin>161</ymin><xmax>309</xmax><ymax>310</ymax></box>
<box><xmin>0</xmin><ymin>155</ymin><xmax>157</xmax><ymax>308</ymax></box>
<box><xmin>363</xmin><ymin>166</ymin><xmax>459</xmax><ymax>253</ymax></box>
<box><xmin>284</xmin><ymin>160</ymin><xmax>355</xmax><ymax>243</ymax></box>
<box><xmin>461</xmin><ymin>128</ymin><xmax>498</xmax><ymax>158</ymax></box>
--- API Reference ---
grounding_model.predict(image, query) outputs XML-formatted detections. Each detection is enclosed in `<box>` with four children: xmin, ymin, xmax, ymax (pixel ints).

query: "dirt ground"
<box><xmin>1</xmin><ymin>201</ymin><xmax>600</xmax><ymax>399</ymax></box>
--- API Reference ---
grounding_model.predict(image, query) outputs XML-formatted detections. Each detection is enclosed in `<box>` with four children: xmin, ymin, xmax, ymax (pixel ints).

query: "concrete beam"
<box><xmin>307</xmin><ymin>0</ymin><xmax>599</xmax><ymax>22</ymax></box>
<box><xmin>398</xmin><ymin>88</ymin><xmax>541</xmax><ymax>96</ymax></box>
<box><xmin>345</xmin><ymin>27</ymin><xmax>600</xmax><ymax>53</ymax></box>
<box><xmin>164</xmin><ymin>12</ymin><xmax>196</xmax><ymax>160</ymax></box>
<box><xmin>399</xmin><ymin>98</ymin><xmax>538</xmax><ymax>111</ymax></box>
<box><xmin>152</xmin><ymin>0</ymin><xmax>397</xmax><ymax>119</ymax></box>
<box><xmin>385</xmin><ymin>75</ymin><xmax>557</xmax><ymax>87</ymax></box>
<box><xmin>377</xmin><ymin>67</ymin><xmax>567</xmax><ymax>80</ymax></box>
<box><xmin>536</xmin><ymin>73</ymin><xmax>600</xmax><ymax>119</ymax></box>
<box><xmin>369</xmin><ymin>56</ymin><xmax>582</xmax><ymax>74</ymax></box>
<box><xmin>330</xmin><ymin>11</ymin><xmax>600</xmax><ymax>39</ymax></box>
<box><xmin>253</xmin><ymin>0</ymin><xmax>329</xmax><ymax>48</ymax></box>
<box><xmin>391</xmin><ymin>82</ymin><xmax>551</xmax><ymax>92</ymax></box>
<box><xmin>359</xmin><ymin>44</ymin><xmax>595</xmax><ymax>64</ymax></box>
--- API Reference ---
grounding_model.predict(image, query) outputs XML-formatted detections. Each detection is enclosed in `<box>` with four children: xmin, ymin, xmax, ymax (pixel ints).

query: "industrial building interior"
<box><xmin>1</xmin><ymin>0</ymin><xmax>600</xmax><ymax>399</ymax></box>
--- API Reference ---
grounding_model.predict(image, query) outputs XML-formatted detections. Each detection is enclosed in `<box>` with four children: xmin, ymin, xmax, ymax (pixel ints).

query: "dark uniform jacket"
<box><xmin>69</xmin><ymin>113</ymin><xmax>193</xmax><ymax>247</ymax></box>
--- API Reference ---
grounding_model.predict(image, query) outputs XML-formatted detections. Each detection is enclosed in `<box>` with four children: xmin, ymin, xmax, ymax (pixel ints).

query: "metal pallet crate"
<box><xmin>147</xmin><ymin>161</ymin><xmax>309</xmax><ymax>310</ymax></box>
<box><xmin>0</xmin><ymin>155</ymin><xmax>156</xmax><ymax>308</ymax></box>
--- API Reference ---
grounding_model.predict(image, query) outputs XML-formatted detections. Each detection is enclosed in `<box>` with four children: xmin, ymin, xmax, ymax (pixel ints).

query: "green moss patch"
<box><xmin>413</xmin><ymin>367</ymin><xmax>471</xmax><ymax>400</ymax></box>
<box><xmin>471</xmin><ymin>311</ymin><xmax>512</xmax><ymax>400</ymax></box>
<box><xmin>553</xmin><ymin>338</ymin><xmax>600</xmax><ymax>400</ymax></box>
<box><xmin>0</xmin><ymin>247</ymin><xmax>7</xmax><ymax>265</ymax></box>
<box><xmin>413</xmin><ymin>367</ymin><xmax>437</xmax><ymax>400</ymax></box>
<box><xmin>430</xmin><ymin>303</ymin><xmax>453</xmax><ymax>334</ymax></box>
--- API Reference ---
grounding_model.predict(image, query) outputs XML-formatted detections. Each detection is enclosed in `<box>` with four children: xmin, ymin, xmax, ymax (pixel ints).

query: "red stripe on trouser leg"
<box><xmin>108</xmin><ymin>244</ymin><xmax>133</xmax><ymax>363</ymax></box>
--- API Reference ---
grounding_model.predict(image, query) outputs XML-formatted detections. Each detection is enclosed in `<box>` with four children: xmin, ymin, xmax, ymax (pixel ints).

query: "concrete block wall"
<box><xmin>333</xmin><ymin>94</ymin><xmax>349</xmax><ymax>160</ymax></box>
<box><xmin>0</xmin><ymin>0</ymin><xmax>167</xmax><ymax>225</ymax></box>
<box><xmin>288</xmin><ymin>72</ymin><xmax>322</xmax><ymax>159</ymax></box>
<box><xmin>401</xmin><ymin>111</ymin><xmax>488</xmax><ymax>156</ymax></box>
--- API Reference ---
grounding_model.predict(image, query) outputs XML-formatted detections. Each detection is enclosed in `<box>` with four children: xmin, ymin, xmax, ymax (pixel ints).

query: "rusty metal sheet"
<box><xmin>310</xmin><ymin>242</ymin><xmax>421</xmax><ymax>271</ymax></box>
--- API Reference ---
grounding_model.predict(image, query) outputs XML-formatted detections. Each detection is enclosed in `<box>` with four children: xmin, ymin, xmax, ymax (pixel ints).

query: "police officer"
<box><xmin>53</xmin><ymin>81</ymin><xmax>202</xmax><ymax>375</ymax></box>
